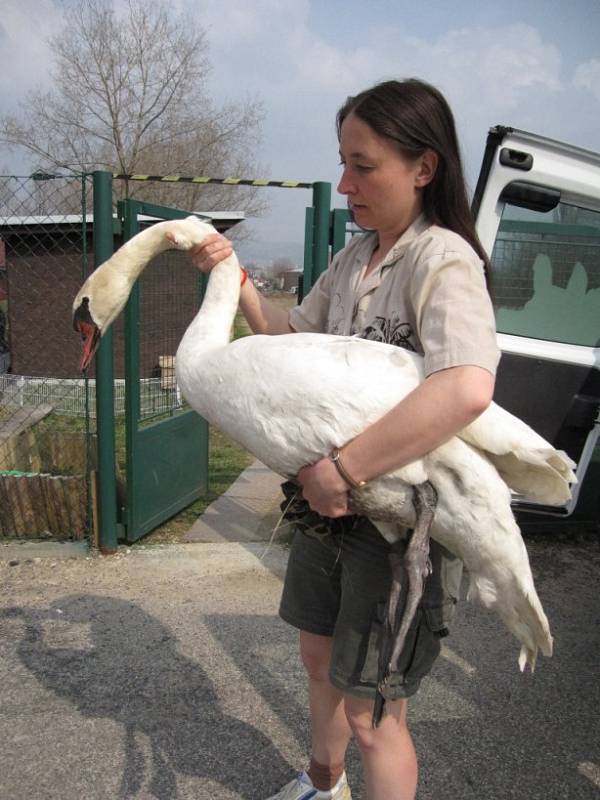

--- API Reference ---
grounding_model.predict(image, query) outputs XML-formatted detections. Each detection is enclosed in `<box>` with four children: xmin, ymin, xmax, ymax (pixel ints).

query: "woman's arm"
<box><xmin>297</xmin><ymin>364</ymin><xmax>495</xmax><ymax>517</ymax></box>
<box><xmin>239</xmin><ymin>278</ymin><xmax>295</xmax><ymax>335</ymax></box>
<box><xmin>190</xmin><ymin>234</ymin><xmax>294</xmax><ymax>335</ymax></box>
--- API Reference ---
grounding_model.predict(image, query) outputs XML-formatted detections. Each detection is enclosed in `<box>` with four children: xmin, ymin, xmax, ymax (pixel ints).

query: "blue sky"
<box><xmin>2</xmin><ymin>0</ymin><xmax>599</xmax><ymax>252</ymax></box>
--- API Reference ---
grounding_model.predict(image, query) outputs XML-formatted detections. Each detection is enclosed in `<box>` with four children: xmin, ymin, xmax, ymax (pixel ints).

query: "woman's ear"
<box><xmin>415</xmin><ymin>149</ymin><xmax>438</xmax><ymax>187</ymax></box>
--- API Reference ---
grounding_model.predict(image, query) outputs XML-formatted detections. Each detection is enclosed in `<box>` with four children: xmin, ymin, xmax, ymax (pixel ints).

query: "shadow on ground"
<box><xmin>1</xmin><ymin>596</ymin><xmax>293</xmax><ymax>799</ymax></box>
<box><xmin>1</xmin><ymin>536</ymin><xmax>599</xmax><ymax>799</ymax></box>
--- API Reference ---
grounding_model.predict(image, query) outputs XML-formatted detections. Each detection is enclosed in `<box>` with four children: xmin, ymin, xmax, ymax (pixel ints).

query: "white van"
<box><xmin>472</xmin><ymin>126</ymin><xmax>600</xmax><ymax>530</ymax></box>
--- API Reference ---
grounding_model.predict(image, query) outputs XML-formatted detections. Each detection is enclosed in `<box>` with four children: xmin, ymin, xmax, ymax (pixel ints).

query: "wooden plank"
<box><xmin>90</xmin><ymin>470</ymin><xmax>99</xmax><ymax>548</ymax></box>
<box><xmin>15</xmin><ymin>476</ymin><xmax>37</xmax><ymax>536</ymax></box>
<box><xmin>0</xmin><ymin>478</ymin><xmax>15</xmax><ymax>535</ymax></box>
<box><xmin>28</xmin><ymin>474</ymin><xmax>50</xmax><ymax>536</ymax></box>
<box><xmin>41</xmin><ymin>475</ymin><xmax>60</xmax><ymax>535</ymax></box>
<box><xmin>49</xmin><ymin>476</ymin><xmax>71</xmax><ymax>536</ymax></box>
<box><xmin>0</xmin><ymin>403</ymin><xmax>53</xmax><ymax>444</ymax></box>
<box><xmin>77</xmin><ymin>477</ymin><xmax>89</xmax><ymax>541</ymax></box>
<box><xmin>61</xmin><ymin>476</ymin><xmax>77</xmax><ymax>535</ymax></box>
<box><xmin>64</xmin><ymin>477</ymin><xmax>85</xmax><ymax>540</ymax></box>
<box><xmin>59</xmin><ymin>476</ymin><xmax>75</xmax><ymax>536</ymax></box>
<box><xmin>4</xmin><ymin>476</ymin><xmax>26</xmax><ymax>536</ymax></box>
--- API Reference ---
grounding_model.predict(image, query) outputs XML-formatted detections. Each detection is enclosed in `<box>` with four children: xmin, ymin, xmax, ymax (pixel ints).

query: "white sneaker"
<box><xmin>265</xmin><ymin>770</ymin><xmax>352</xmax><ymax>800</ymax></box>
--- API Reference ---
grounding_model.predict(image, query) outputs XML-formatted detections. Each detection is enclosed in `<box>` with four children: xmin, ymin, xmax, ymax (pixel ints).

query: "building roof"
<box><xmin>0</xmin><ymin>211</ymin><xmax>245</xmax><ymax>234</ymax></box>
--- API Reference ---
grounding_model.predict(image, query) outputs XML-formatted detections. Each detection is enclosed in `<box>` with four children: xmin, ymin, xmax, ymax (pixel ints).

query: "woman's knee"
<box><xmin>299</xmin><ymin>630</ymin><xmax>333</xmax><ymax>681</ymax></box>
<box><xmin>343</xmin><ymin>695</ymin><xmax>409</xmax><ymax>749</ymax></box>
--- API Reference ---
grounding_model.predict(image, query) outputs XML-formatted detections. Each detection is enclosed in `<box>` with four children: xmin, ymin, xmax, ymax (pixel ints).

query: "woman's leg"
<box><xmin>344</xmin><ymin>695</ymin><xmax>417</xmax><ymax>800</ymax></box>
<box><xmin>300</xmin><ymin>630</ymin><xmax>353</xmax><ymax>785</ymax></box>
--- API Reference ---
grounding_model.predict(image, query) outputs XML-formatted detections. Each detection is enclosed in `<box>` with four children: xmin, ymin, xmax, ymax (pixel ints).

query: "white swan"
<box><xmin>73</xmin><ymin>217</ymin><xmax>574</xmax><ymax>719</ymax></box>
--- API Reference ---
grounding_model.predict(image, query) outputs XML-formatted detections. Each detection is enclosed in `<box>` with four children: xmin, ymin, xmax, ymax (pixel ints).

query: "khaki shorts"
<box><xmin>278</xmin><ymin>483</ymin><xmax>462</xmax><ymax>700</ymax></box>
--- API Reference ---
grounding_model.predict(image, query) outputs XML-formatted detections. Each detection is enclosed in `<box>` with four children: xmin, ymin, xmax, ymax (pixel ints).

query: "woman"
<box><xmin>191</xmin><ymin>78</ymin><xmax>499</xmax><ymax>800</ymax></box>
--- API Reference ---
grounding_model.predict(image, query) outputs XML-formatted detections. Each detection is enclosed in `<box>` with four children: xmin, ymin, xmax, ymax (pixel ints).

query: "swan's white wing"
<box><xmin>177</xmin><ymin>329</ymin><xmax>575</xmax><ymax>504</ymax></box>
<box><xmin>461</xmin><ymin>403</ymin><xmax>577</xmax><ymax>503</ymax></box>
<box><xmin>177</xmin><ymin>332</ymin><xmax>426</xmax><ymax>478</ymax></box>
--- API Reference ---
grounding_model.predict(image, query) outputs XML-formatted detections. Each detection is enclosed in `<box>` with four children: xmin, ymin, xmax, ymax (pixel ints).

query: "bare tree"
<box><xmin>0</xmin><ymin>0</ymin><xmax>267</xmax><ymax>222</ymax></box>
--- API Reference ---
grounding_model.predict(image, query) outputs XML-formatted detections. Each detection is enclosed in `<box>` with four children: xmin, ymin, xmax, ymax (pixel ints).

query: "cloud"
<box><xmin>0</xmin><ymin>0</ymin><xmax>63</xmax><ymax>112</ymax></box>
<box><xmin>2</xmin><ymin>1</ymin><xmax>598</xmax><ymax>241</ymax></box>
<box><xmin>191</xmin><ymin>8</ymin><xmax>599</xmax><ymax>206</ymax></box>
<box><xmin>573</xmin><ymin>58</ymin><xmax>600</xmax><ymax>102</ymax></box>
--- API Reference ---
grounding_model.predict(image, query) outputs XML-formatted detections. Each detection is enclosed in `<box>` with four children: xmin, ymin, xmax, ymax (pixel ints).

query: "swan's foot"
<box><xmin>373</xmin><ymin>481</ymin><xmax>437</xmax><ymax>728</ymax></box>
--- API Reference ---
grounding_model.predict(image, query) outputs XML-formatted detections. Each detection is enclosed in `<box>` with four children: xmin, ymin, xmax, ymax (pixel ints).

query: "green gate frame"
<box><xmin>120</xmin><ymin>198</ymin><xmax>209</xmax><ymax>543</ymax></box>
<box><xmin>92</xmin><ymin>171</ymin><xmax>334</xmax><ymax>551</ymax></box>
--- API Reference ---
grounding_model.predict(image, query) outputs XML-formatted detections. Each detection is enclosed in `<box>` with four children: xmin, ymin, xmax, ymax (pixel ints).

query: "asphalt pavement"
<box><xmin>0</xmin><ymin>462</ymin><xmax>599</xmax><ymax>800</ymax></box>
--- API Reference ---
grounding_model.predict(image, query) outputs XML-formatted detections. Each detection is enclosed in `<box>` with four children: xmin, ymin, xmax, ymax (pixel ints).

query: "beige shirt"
<box><xmin>289</xmin><ymin>215</ymin><xmax>500</xmax><ymax>377</ymax></box>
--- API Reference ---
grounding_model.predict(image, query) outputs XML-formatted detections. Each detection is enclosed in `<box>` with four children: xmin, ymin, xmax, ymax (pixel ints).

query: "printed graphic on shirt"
<box><xmin>328</xmin><ymin>292</ymin><xmax>346</xmax><ymax>335</ymax></box>
<box><xmin>362</xmin><ymin>315</ymin><xmax>417</xmax><ymax>351</ymax></box>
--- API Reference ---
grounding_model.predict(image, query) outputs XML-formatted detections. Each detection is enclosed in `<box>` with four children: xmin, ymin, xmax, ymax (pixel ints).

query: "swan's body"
<box><xmin>74</xmin><ymin>216</ymin><xmax>575</xmax><ymax>686</ymax></box>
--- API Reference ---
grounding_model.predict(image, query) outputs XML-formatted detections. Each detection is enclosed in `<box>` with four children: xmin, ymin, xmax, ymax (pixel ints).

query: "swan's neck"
<box><xmin>179</xmin><ymin>254</ymin><xmax>241</xmax><ymax>354</ymax></box>
<box><xmin>110</xmin><ymin>222</ymin><xmax>175</xmax><ymax>283</ymax></box>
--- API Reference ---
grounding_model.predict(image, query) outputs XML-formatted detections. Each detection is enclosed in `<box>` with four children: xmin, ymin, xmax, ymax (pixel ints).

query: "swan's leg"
<box><xmin>388</xmin><ymin>481</ymin><xmax>437</xmax><ymax>672</ymax></box>
<box><xmin>373</xmin><ymin>538</ymin><xmax>405</xmax><ymax>727</ymax></box>
<box><xmin>373</xmin><ymin>481</ymin><xmax>437</xmax><ymax>728</ymax></box>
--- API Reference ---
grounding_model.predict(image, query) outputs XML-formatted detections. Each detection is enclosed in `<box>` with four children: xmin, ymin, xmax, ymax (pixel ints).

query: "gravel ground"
<box><xmin>0</xmin><ymin>534</ymin><xmax>598</xmax><ymax>800</ymax></box>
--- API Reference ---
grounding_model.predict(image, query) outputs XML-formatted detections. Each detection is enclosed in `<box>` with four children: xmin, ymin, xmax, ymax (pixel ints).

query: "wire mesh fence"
<box><xmin>135</xmin><ymin>249</ymin><xmax>197</xmax><ymax>426</ymax></box>
<box><xmin>0</xmin><ymin>174</ymin><xmax>93</xmax><ymax>540</ymax></box>
<box><xmin>0</xmin><ymin>373</ymin><xmax>178</xmax><ymax>417</ymax></box>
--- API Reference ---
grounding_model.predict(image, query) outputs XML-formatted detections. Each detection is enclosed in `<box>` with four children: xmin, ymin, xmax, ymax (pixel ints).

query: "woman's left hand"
<box><xmin>297</xmin><ymin>458</ymin><xmax>352</xmax><ymax>518</ymax></box>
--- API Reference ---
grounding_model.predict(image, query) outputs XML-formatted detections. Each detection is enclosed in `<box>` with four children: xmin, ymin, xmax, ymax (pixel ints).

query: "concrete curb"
<box><xmin>0</xmin><ymin>540</ymin><xmax>90</xmax><ymax>561</ymax></box>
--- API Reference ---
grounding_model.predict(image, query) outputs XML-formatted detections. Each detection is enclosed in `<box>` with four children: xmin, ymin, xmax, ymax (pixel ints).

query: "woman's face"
<box><xmin>337</xmin><ymin>112</ymin><xmax>433</xmax><ymax>241</ymax></box>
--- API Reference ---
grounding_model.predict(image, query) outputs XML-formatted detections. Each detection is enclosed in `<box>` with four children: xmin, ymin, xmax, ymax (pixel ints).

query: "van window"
<box><xmin>491</xmin><ymin>202</ymin><xmax>600</xmax><ymax>346</ymax></box>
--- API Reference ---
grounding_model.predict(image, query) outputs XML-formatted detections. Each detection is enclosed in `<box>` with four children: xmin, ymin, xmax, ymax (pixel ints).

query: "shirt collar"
<box><xmin>352</xmin><ymin>213</ymin><xmax>430</xmax><ymax>270</ymax></box>
<box><xmin>379</xmin><ymin>213</ymin><xmax>430</xmax><ymax>268</ymax></box>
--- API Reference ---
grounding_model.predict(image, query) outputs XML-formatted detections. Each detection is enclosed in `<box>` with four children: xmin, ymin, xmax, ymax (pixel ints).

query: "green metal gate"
<box><xmin>92</xmin><ymin>171</ymin><xmax>333</xmax><ymax>551</ymax></box>
<box><xmin>120</xmin><ymin>198</ymin><xmax>208</xmax><ymax>542</ymax></box>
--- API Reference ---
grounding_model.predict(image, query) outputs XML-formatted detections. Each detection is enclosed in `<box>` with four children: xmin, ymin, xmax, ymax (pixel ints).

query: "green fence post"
<box><xmin>311</xmin><ymin>181</ymin><xmax>332</xmax><ymax>285</ymax></box>
<box><xmin>331</xmin><ymin>208</ymin><xmax>351</xmax><ymax>256</ymax></box>
<box><xmin>93</xmin><ymin>171</ymin><xmax>118</xmax><ymax>554</ymax></box>
<box><xmin>302</xmin><ymin>206</ymin><xmax>315</xmax><ymax>298</ymax></box>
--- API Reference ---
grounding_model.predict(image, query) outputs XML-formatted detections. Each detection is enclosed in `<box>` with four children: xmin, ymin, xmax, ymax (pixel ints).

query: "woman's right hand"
<box><xmin>190</xmin><ymin>233</ymin><xmax>234</xmax><ymax>274</ymax></box>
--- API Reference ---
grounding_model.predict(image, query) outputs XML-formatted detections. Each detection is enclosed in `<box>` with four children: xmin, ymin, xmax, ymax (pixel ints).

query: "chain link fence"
<box><xmin>0</xmin><ymin>174</ymin><xmax>94</xmax><ymax>541</ymax></box>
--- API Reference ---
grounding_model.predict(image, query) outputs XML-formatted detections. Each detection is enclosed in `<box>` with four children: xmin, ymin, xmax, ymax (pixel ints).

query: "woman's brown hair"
<box><xmin>337</xmin><ymin>78</ymin><xmax>491</xmax><ymax>283</ymax></box>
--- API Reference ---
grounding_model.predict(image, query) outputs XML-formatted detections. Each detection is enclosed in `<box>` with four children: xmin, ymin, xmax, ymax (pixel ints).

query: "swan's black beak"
<box><xmin>73</xmin><ymin>298</ymin><xmax>101</xmax><ymax>372</ymax></box>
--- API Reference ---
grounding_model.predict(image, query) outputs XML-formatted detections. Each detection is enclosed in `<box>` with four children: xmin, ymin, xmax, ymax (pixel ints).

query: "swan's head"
<box><xmin>73</xmin><ymin>216</ymin><xmax>217</xmax><ymax>371</ymax></box>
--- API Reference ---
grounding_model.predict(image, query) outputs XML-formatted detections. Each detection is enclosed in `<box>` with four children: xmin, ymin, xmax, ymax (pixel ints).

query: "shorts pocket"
<box><xmin>422</xmin><ymin>542</ymin><xmax>463</xmax><ymax>631</ymax></box>
<box><xmin>423</xmin><ymin>605</ymin><xmax>451</xmax><ymax>637</ymax></box>
<box><xmin>358</xmin><ymin>602</ymin><xmax>442</xmax><ymax>692</ymax></box>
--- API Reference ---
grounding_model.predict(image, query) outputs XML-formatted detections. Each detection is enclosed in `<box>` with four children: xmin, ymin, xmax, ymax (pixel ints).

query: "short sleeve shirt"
<box><xmin>288</xmin><ymin>214</ymin><xmax>500</xmax><ymax>377</ymax></box>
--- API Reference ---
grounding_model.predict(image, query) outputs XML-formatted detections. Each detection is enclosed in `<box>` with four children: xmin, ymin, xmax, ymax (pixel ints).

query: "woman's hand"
<box><xmin>297</xmin><ymin>457</ymin><xmax>352</xmax><ymax>518</ymax></box>
<box><xmin>190</xmin><ymin>233</ymin><xmax>234</xmax><ymax>274</ymax></box>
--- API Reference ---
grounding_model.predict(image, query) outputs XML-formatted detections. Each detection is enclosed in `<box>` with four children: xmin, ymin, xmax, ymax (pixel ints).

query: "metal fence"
<box><xmin>0</xmin><ymin>174</ymin><xmax>93</xmax><ymax>540</ymax></box>
<box><xmin>0</xmin><ymin>374</ymin><xmax>181</xmax><ymax>417</ymax></box>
